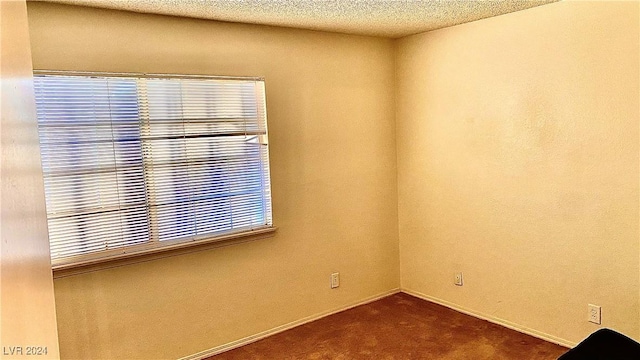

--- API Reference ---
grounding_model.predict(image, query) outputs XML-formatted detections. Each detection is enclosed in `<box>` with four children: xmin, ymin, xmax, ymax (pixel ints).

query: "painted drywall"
<box><xmin>0</xmin><ymin>1</ymin><xmax>60</xmax><ymax>358</ymax></box>
<box><xmin>26</xmin><ymin>3</ymin><xmax>399</xmax><ymax>359</ymax></box>
<box><xmin>396</xmin><ymin>0</ymin><xmax>639</xmax><ymax>345</ymax></box>
<box><xmin>25</xmin><ymin>0</ymin><xmax>640</xmax><ymax>356</ymax></box>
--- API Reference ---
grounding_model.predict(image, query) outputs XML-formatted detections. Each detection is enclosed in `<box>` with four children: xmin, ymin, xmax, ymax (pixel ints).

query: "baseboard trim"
<box><xmin>401</xmin><ymin>288</ymin><xmax>577</xmax><ymax>349</ymax></box>
<box><xmin>179</xmin><ymin>288</ymin><xmax>401</xmax><ymax>360</ymax></box>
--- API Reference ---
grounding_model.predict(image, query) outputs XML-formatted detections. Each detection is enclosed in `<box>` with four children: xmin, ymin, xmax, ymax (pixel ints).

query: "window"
<box><xmin>34</xmin><ymin>71</ymin><xmax>273</xmax><ymax>268</ymax></box>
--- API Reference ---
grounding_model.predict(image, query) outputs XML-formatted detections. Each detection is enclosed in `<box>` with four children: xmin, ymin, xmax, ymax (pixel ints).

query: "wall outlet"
<box><xmin>454</xmin><ymin>272</ymin><xmax>463</xmax><ymax>286</ymax></box>
<box><xmin>330</xmin><ymin>272</ymin><xmax>340</xmax><ymax>289</ymax></box>
<box><xmin>588</xmin><ymin>304</ymin><xmax>601</xmax><ymax>324</ymax></box>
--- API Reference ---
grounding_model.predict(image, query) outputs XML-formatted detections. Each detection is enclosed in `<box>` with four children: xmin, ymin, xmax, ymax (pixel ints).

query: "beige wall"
<box><xmin>26</xmin><ymin>3</ymin><xmax>399</xmax><ymax>359</ymax></box>
<box><xmin>396</xmin><ymin>0</ymin><xmax>639</xmax><ymax>346</ymax></box>
<box><xmin>1</xmin><ymin>1</ymin><xmax>60</xmax><ymax>358</ymax></box>
<box><xmin>24</xmin><ymin>0</ymin><xmax>640</xmax><ymax>357</ymax></box>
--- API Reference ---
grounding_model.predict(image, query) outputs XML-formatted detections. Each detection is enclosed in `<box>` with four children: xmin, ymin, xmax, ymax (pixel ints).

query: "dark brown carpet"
<box><xmin>209</xmin><ymin>292</ymin><xmax>568</xmax><ymax>360</ymax></box>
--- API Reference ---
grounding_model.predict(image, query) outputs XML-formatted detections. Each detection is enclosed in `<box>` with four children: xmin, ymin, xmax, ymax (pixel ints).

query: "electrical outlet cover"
<box><xmin>588</xmin><ymin>304</ymin><xmax>601</xmax><ymax>324</ymax></box>
<box><xmin>331</xmin><ymin>273</ymin><xmax>340</xmax><ymax>289</ymax></box>
<box><xmin>454</xmin><ymin>272</ymin><xmax>463</xmax><ymax>286</ymax></box>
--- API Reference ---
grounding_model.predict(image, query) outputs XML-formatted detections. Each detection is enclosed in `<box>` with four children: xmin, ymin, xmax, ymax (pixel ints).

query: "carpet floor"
<box><xmin>209</xmin><ymin>292</ymin><xmax>569</xmax><ymax>360</ymax></box>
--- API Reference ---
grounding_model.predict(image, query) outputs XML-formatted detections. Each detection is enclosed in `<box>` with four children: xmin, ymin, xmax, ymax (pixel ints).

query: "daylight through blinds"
<box><xmin>34</xmin><ymin>72</ymin><xmax>272</xmax><ymax>265</ymax></box>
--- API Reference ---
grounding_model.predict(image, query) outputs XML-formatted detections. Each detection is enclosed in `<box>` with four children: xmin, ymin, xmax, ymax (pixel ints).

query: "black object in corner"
<box><xmin>558</xmin><ymin>328</ymin><xmax>640</xmax><ymax>360</ymax></box>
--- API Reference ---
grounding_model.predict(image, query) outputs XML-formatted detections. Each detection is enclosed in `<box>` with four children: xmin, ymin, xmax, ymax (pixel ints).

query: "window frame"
<box><xmin>33</xmin><ymin>70</ymin><xmax>276</xmax><ymax>271</ymax></box>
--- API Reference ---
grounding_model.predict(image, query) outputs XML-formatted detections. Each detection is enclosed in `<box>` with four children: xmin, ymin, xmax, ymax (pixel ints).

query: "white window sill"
<box><xmin>52</xmin><ymin>226</ymin><xmax>277</xmax><ymax>278</ymax></box>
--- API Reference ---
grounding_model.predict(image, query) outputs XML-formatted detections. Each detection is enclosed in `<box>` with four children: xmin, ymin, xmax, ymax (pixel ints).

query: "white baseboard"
<box><xmin>179</xmin><ymin>288</ymin><xmax>401</xmax><ymax>360</ymax></box>
<box><xmin>401</xmin><ymin>288</ymin><xmax>577</xmax><ymax>349</ymax></box>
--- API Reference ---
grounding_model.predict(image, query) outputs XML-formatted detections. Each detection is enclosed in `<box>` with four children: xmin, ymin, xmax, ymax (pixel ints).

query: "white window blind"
<box><xmin>34</xmin><ymin>72</ymin><xmax>272</xmax><ymax>267</ymax></box>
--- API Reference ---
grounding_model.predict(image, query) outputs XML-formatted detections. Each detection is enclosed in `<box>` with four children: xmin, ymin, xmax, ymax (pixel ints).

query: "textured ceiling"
<box><xmin>41</xmin><ymin>0</ymin><xmax>559</xmax><ymax>38</ymax></box>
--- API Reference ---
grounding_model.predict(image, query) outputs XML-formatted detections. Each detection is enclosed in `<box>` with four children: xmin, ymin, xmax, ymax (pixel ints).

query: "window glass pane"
<box><xmin>35</xmin><ymin>75</ymin><xmax>150</xmax><ymax>260</ymax></box>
